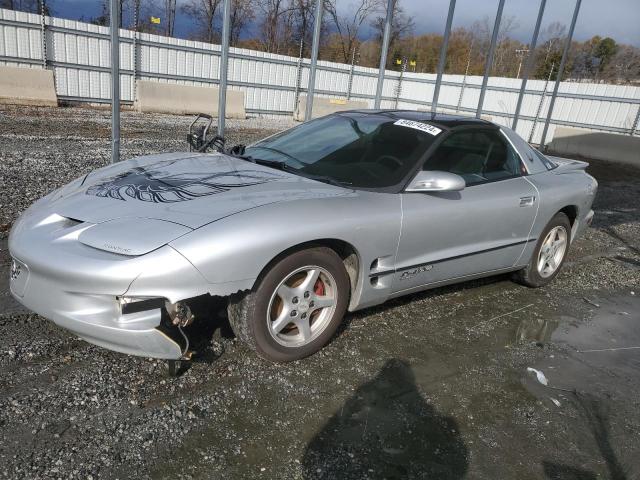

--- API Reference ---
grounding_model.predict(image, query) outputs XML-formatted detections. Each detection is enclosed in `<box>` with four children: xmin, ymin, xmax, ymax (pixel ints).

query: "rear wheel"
<box><xmin>514</xmin><ymin>212</ymin><xmax>571</xmax><ymax>288</ymax></box>
<box><xmin>228</xmin><ymin>247</ymin><xmax>350</xmax><ymax>362</ymax></box>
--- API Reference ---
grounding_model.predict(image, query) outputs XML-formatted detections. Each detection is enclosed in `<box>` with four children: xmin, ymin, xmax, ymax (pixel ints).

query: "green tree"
<box><xmin>593</xmin><ymin>37</ymin><xmax>617</xmax><ymax>72</ymax></box>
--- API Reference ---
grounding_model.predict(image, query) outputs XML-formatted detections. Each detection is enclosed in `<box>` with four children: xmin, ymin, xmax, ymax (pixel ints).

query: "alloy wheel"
<box><xmin>267</xmin><ymin>266</ymin><xmax>338</xmax><ymax>347</ymax></box>
<box><xmin>537</xmin><ymin>226</ymin><xmax>568</xmax><ymax>278</ymax></box>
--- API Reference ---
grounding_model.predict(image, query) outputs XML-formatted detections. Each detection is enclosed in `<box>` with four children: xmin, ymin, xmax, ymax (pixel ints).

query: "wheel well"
<box><xmin>559</xmin><ymin>205</ymin><xmax>578</xmax><ymax>226</ymax></box>
<box><xmin>256</xmin><ymin>239</ymin><xmax>360</xmax><ymax>297</ymax></box>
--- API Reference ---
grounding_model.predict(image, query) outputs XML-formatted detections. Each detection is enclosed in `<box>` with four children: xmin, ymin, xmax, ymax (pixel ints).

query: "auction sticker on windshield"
<box><xmin>394</xmin><ymin>119</ymin><xmax>442</xmax><ymax>136</ymax></box>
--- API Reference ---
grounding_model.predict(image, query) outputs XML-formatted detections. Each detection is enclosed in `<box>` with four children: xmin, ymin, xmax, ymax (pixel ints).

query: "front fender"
<box><xmin>169</xmin><ymin>191</ymin><xmax>401</xmax><ymax>309</ymax></box>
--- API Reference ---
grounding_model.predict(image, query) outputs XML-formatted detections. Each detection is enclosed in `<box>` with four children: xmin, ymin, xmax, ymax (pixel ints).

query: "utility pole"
<box><xmin>515</xmin><ymin>48</ymin><xmax>529</xmax><ymax>79</ymax></box>
<box><xmin>456</xmin><ymin>39</ymin><xmax>474</xmax><ymax>113</ymax></box>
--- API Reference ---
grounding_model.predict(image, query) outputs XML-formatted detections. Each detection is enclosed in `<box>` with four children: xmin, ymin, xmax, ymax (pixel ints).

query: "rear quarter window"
<box><xmin>533</xmin><ymin>149</ymin><xmax>557</xmax><ymax>170</ymax></box>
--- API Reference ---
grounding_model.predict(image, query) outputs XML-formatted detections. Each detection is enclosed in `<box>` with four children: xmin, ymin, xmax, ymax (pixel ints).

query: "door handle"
<box><xmin>519</xmin><ymin>196</ymin><xmax>536</xmax><ymax>207</ymax></box>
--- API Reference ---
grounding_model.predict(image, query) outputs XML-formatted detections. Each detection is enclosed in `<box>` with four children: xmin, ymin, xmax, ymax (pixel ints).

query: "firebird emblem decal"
<box><xmin>86</xmin><ymin>160</ymin><xmax>283</xmax><ymax>203</ymax></box>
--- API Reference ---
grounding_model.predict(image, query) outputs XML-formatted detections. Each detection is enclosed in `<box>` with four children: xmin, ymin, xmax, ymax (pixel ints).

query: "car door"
<box><xmin>392</xmin><ymin>127</ymin><xmax>538</xmax><ymax>294</ymax></box>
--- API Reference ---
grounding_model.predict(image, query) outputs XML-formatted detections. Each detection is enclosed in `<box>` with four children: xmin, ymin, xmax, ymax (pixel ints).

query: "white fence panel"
<box><xmin>1</xmin><ymin>8</ymin><xmax>639</xmax><ymax>141</ymax></box>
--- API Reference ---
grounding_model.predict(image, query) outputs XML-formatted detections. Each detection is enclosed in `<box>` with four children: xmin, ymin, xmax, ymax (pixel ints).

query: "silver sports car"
<box><xmin>9</xmin><ymin>111</ymin><xmax>597</xmax><ymax>363</ymax></box>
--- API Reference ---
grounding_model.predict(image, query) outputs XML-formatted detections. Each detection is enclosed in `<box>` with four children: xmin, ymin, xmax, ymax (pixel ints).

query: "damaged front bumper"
<box><xmin>10</xmin><ymin>257</ymin><xmax>194</xmax><ymax>359</ymax></box>
<box><xmin>9</xmin><ymin>212</ymin><xmax>212</xmax><ymax>360</ymax></box>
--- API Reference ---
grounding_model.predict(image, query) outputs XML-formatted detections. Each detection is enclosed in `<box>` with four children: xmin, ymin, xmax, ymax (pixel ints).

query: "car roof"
<box><xmin>337</xmin><ymin>109</ymin><xmax>495</xmax><ymax>130</ymax></box>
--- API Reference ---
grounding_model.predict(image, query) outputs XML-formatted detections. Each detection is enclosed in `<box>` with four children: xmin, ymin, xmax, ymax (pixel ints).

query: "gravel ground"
<box><xmin>1</xmin><ymin>105</ymin><xmax>639</xmax><ymax>480</ymax></box>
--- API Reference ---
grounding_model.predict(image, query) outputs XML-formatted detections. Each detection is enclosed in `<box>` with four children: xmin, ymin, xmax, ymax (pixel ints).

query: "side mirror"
<box><xmin>406</xmin><ymin>170</ymin><xmax>465</xmax><ymax>192</ymax></box>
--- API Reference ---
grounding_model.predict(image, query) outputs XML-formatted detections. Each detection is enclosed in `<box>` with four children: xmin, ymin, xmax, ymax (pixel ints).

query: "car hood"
<box><xmin>48</xmin><ymin>152</ymin><xmax>349</xmax><ymax>230</ymax></box>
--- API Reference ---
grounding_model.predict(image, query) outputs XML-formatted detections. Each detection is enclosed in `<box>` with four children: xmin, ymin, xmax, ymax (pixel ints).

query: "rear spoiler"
<box><xmin>547</xmin><ymin>155</ymin><xmax>589</xmax><ymax>173</ymax></box>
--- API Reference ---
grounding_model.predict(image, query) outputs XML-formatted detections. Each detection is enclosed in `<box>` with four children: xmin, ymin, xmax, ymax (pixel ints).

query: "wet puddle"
<box><xmin>523</xmin><ymin>292</ymin><xmax>640</xmax><ymax>398</ymax></box>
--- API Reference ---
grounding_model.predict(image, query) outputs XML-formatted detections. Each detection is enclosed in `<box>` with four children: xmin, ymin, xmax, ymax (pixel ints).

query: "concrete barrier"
<box><xmin>0</xmin><ymin>66</ymin><xmax>57</xmax><ymax>107</ymax></box>
<box><xmin>547</xmin><ymin>127</ymin><xmax>640</xmax><ymax>166</ymax></box>
<box><xmin>294</xmin><ymin>95</ymin><xmax>368</xmax><ymax>121</ymax></box>
<box><xmin>134</xmin><ymin>81</ymin><xmax>246</xmax><ymax>118</ymax></box>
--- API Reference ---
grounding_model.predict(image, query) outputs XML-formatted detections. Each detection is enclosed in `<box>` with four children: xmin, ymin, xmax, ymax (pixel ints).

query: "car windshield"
<box><xmin>243</xmin><ymin>114</ymin><xmax>440</xmax><ymax>189</ymax></box>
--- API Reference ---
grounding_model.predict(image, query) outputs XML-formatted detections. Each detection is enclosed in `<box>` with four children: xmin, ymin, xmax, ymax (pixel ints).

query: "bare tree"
<box><xmin>370</xmin><ymin>0</ymin><xmax>413</xmax><ymax>66</ymax></box>
<box><xmin>604</xmin><ymin>44</ymin><xmax>640</xmax><ymax>84</ymax></box>
<box><xmin>181</xmin><ymin>0</ymin><xmax>222</xmax><ymax>42</ymax></box>
<box><xmin>257</xmin><ymin>0</ymin><xmax>290</xmax><ymax>53</ymax></box>
<box><xmin>229</xmin><ymin>0</ymin><xmax>255</xmax><ymax>45</ymax></box>
<box><xmin>324</xmin><ymin>0</ymin><xmax>383</xmax><ymax>64</ymax></box>
<box><xmin>285</xmin><ymin>0</ymin><xmax>313</xmax><ymax>55</ymax></box>
<box><xmin>492</xmin><ymin>15</ymin><xmax>521</xmax><ymax>76</ymax></box>
<box><xmin>539</xmin><ymin>21</ymin><xmax>567</xmax><ymax>64</ymax></box>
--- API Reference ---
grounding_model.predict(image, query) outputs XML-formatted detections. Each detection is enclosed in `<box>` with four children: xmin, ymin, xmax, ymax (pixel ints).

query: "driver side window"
<box><xmin>423</xmin><ymin>129</ymin><xmax>521</xmax><ymax>186</ymax></box>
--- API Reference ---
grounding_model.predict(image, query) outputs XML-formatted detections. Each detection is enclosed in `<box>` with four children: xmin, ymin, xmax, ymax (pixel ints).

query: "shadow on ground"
<box><xmin>302</xmin><ymin>359</ymin><xmax>468</xmax><ymax>479</ymax></box>
<box><xmin>543</xmin><ymin>393</ymin><xmax>629</xmax><ymax>480</ymax></box>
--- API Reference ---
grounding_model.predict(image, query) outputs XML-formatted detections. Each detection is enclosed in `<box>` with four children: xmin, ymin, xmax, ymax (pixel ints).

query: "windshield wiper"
<box><xmin>231</xmin><ymin>153</ymin><xmax>349</xmax><ymax>188</ymax></box>
<box><xmin>231</xmin><ymin>153</ymin><xmax>291</xmax><ymax>171</ymax></box>
<box><xmin>251</xmin><ymin>146</ymin><xmax>301</xmax><ymax>164</ymax></box>
<box><xmin>296</xmin><ymin>172</ymin><xmax>352</xmax><ymax>188</ymax></box>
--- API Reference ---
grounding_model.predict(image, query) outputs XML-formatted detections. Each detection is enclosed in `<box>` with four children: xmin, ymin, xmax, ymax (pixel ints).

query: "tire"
<box><xmin>228</xmin><ymin>247</ymin><xmax>350</xmax><ymax>362</ymax></box>
<box><xmin>513</xmin><ymin>212</ymin><xmax>571</xmax><ymax>288</ymax></box>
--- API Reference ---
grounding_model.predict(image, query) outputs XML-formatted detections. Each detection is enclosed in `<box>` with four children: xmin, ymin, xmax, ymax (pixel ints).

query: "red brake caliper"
<box><xmin>314</xmin><ymin>278</ymin><xmax>325</xmax><ymax>296</ymax></box>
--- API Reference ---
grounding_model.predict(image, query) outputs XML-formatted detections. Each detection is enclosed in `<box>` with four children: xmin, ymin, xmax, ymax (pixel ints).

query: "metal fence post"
<box><xmin>476</xmin><ymin>0</ymin><xmax>505</xmax><ymax>118</ymax></box>
<box><xmin>539</xmin><ymin>0</ymin><xmax>581</xmax><ymax>149</ymax></box>
<box><xmin>512</xmin><ymin>0</ymin><xmax>546</xmax><ymax>131</ymax></box>
<box><xmin>394</xmin><ymin>58</ymin><xmax>407</xmax><ymax>108</ymax></box>
<box><xmin>304</xmin><ymin>0</ymin><xmax>323</xmax><ymax>121</ymax></box>
<box><xmin>39</xmin><ymin>0</ymin><xmax>47</xmax><ymax>68</ymax></box>
<box><xmin>631</xmin><ymin>105</ymin><xmax>640</xmax><ymax>136</ymax></box>
<box><xmin>293</xmin><ymin>37</ymin><xmax>304</xmax><ymax>112</ymax></box>
<box><xmin>132</xmin><ymin>0</ymin><xmax>139</xmax><ymax>103</ymax></box>
<box><xmin>529</xmin><ymin>62</ymin><xmax>554</xmax><ymax>143</ymax></box>
<box><xmin>346</xmin><ymin>46</ymin><xmax>357</xmax><ymax>100</ymax></box>
<box><xmin>432</xmin><ymin>0</ymin><xmax>456</xmax><ymax>114</ymax></box>
<box><xmin>374</xmin><ymin>0</ymin><xmax>394</xmax><ymax>109</ymax></box>
<box><xmin>110</xmin><ymin>0</ymin><xmax>120</xmax><ymax>164</ymax></box>
<box><xmin>218</xmin><ymin>0</ymin><xmax>231</xmax><ymax>137</ymax></box>
<box><xmin>456</xmin><ymin>40</ymin><xmax>473</xmax><ymax>112</ymax></box>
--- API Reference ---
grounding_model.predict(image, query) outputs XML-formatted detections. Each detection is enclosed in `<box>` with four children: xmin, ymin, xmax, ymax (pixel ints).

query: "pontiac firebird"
<box><xmin>9</xmin><ymin>111</ymin><xmax>597</xmax><ymax>362</ymax></box>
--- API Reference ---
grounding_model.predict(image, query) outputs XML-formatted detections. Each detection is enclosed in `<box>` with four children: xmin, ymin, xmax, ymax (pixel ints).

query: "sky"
<box><xmin>52</xmin><ymin>0</ymin><xmax>640</xmax><ymax>47</ymax></box>
<box><xmin>398</xmin><ymin>0</ymin><xmax>640</xmax><ymax>46</ymax></box>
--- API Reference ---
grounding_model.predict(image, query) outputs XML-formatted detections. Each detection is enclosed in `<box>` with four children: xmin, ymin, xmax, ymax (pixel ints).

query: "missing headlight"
<box><xmin>119</xmin><ymin>297</ymin><xmax>165</xmax><ymax>315</ymax></box>
<box><xmin>165</xmin><ymin>301</ymin><xmax>194</xmax><ymax>328</ymax></box>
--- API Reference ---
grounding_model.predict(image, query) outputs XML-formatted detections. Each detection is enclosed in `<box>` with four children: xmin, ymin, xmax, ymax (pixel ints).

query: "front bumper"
<box><xmin>9</xmin><ymin>212</ymin><xmax>210</xmax><ymax>359</ymax></box>
<box><xmin>10</xmin><ymin>255</ymin><xmax>185</xmax><ymax>359</ymax></box>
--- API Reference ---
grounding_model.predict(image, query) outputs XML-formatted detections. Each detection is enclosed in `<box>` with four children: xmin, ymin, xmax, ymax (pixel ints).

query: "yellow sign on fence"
<box><xmin>150</xmin><ymin>16</ymin><xmax>161</xmax><ymax>24</ymax></box>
